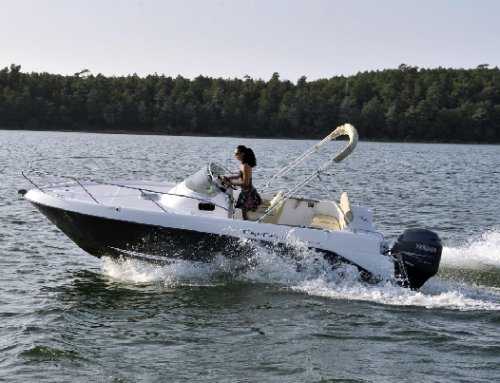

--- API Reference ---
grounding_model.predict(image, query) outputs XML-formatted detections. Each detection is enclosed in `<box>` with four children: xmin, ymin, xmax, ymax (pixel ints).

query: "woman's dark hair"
<box><xmin>237</xmin><ymin>145</ymin><xmax>257</xmax><ymax>167</ymax></box>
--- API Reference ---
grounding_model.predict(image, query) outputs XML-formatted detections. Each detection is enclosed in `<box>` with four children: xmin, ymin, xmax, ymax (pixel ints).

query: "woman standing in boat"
<box><xmin>224</xmin><ymin>145</ymin><xmax>262</xmax><ymax>220</ymax></box>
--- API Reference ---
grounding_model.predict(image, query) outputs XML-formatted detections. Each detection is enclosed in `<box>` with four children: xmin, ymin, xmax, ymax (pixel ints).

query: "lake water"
<box><xmin>1</xmin><ymin>130</ymin><xmax>499</xmax><ymax>382</ymax></box>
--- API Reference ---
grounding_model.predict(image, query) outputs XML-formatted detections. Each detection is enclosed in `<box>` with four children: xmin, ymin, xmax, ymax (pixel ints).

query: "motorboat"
<box><xmin>19</xmin><ymin>124</ymin><xmax>442</xmax><ymax>289</ymax></box>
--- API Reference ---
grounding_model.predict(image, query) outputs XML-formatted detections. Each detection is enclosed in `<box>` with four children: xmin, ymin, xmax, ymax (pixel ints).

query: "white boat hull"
<box><xmin>23</xmin><ymin>183</ymin><xmax>395</xmax><ymax>281</ymax></box>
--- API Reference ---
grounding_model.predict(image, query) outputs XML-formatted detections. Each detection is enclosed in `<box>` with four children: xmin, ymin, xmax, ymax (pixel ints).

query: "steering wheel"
<box><xmin>208</xmin><ymin>163</ymin><xmax>236</xmax><ymax>191</ymax></box>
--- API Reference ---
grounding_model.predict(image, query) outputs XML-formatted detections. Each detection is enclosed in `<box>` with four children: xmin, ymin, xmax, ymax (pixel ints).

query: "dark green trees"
<box><xmin>0</xmin><ymin>64</ymin><xmax>498</xmax><ymax>142</ymax></box>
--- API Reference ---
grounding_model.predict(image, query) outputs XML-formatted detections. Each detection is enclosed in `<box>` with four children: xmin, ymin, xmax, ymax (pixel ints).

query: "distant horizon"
<box><xmin>5</xmin><ymin>62</ymin><xmax>498</xmax><ymax>82</ymax></box>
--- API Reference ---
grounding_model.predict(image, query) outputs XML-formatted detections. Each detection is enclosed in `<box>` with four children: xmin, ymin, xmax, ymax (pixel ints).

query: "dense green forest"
<box><xmin>1</xmin><ymin>64</ymin><xmax>499</xmax><ymax>142</ymax></box>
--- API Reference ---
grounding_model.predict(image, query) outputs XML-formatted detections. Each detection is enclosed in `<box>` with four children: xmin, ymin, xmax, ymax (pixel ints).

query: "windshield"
<box><xmin>184</xmin><ymin>163</ymin><xmax>225</xmax><ymax>196</ymax></box>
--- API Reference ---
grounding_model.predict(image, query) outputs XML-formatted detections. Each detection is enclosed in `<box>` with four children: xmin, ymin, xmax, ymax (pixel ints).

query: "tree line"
<box><xmin>1</xmin><ymin>63</ymin><xmax>499</xmax><ymax>142</ymax></box>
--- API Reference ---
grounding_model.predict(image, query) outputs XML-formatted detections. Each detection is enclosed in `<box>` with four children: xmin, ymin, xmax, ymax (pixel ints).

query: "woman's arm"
<box><xmin>225</xmin><ymin>171</ymin><xmax>242</xmax><ymax>180</ymax></box>
<box><xmin>223</xmin><ymin>170</ymin><xmax>242</xmax><ymax>181</ymax></box>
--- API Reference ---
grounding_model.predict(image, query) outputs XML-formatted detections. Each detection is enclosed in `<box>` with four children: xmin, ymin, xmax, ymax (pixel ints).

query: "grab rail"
<box><xmin>261</xmin><ymin>123</ymin><xmax>358</xmax><ymax>192</ymax></box>
<box><xmin>257</xmin><ymin>124</ymin><xmax>358</xmax><ymax>225</ymax></box>
<box><xmin>21</xmin><ymin>167</ymin><xmax>230</xmax><ymax>213</ymax></box>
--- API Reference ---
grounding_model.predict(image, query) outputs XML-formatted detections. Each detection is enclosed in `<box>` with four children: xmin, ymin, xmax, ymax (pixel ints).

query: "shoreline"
<box><xmin>1</xmin><ymin>127</ymin><xmax>497</xmax><ymax>145</ymax></box>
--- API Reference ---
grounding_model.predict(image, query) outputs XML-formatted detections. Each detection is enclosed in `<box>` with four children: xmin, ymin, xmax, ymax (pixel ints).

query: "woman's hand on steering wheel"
<box><xmin>219</xmin><ymin>175</ymin><xmax>237</xmax><ymax>190</ymax></box>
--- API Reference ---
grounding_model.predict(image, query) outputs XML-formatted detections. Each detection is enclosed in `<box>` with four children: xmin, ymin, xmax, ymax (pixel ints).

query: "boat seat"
<box><xmin>309</xmin><ymin>193</ymin><xmax>352</xmax><ymax>230</ymax></box>
<box><xmin>310</xmin><ymin>214</ymin><xmax>341</xmax><ymax>230</ymax></box>
<box><xmin>340</xmin><ymin>191</ymin><xmax>353</xmax><ymax>224</ymax></box>
<box><xmin>246</xmin><ymin>191</ymin><xmax>285</xmax><ymax>223</ymax></box>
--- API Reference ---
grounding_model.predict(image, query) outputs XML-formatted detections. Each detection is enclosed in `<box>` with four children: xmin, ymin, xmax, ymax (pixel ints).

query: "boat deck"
<box><xmin>36</xmin><ymin>179</ymin><xmax>374</xmax><ymax>233</ymax></box>
<box><xmin>42</xmin><ymin>180</ymin><xmax>177</xmax><ymax>212</ymax></box>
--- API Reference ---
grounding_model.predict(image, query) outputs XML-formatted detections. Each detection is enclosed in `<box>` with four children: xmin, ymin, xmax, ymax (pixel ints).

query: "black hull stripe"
<box><xmin>33</xmin><ymin>202</ymin><xmax>245</xmax><ymax>261</ymax></box>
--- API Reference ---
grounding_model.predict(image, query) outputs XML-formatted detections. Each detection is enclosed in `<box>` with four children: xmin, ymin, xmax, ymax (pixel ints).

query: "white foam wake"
<box><xmin>294</xmin><ymin>278</ymin><xmax>500</xmax><ymax>311</ymax></box>
<box><xmin>441</xmin><ymin>228</ymin><xmax>500</xmax><ymax>269</ymax></box>
<box><xmin>100</xmin><ymin>255</ymin><xmax>240</xmax><ymax>286</ymax></box>
<box><xmin>100</xmin><ymin>230</ymin><xmax>500</xmax><ymax>311</ymax></box>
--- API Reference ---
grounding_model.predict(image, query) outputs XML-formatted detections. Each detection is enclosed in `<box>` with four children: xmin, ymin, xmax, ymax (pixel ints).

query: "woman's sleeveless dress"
<box><xmin>235</xmin><ymin>178</ymin><xmax>262</xmax><ymax>210</ymax></box>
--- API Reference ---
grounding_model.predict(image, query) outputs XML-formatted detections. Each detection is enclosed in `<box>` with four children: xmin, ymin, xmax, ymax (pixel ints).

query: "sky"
<box><xmin>1</xmin><ymin>0</ymin><xmax>499</xmax><ymax>81</ymax></box>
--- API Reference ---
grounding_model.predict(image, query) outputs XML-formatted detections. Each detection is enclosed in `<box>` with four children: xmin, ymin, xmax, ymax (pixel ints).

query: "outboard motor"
<box><xmin>391</xmin><ymin>228</ymin><xmax>442</xmax><ymax>289</ymax></box>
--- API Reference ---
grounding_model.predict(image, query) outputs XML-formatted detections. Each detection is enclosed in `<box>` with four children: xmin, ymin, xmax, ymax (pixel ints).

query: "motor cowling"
<box><xmin>391</xmin><ymin>228</ymin><xmax>443</xmax><ymax>289</ymax></box>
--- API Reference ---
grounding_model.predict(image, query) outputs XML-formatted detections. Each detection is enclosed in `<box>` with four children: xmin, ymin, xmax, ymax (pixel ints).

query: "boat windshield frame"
<box><xmin>184</xmin><ymin>163</ymin><xmax>227</xmax><ymax>197</ymax></box>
